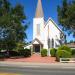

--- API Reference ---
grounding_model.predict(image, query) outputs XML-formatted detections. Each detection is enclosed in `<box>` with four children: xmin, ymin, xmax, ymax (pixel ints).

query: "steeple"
<box><xmin>35</xmin><ymin>0</ymin><xmax>44</xmax><ymax>18</ymax></box>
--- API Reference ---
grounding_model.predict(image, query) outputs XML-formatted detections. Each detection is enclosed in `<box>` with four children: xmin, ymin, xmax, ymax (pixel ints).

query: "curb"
<box><xmin>0</xmin><ymin>61</ymin><xmax>75</xmax><ymax>68</ymax></box>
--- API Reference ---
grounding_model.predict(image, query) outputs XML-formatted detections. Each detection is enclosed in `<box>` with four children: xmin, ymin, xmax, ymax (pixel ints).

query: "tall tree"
<box><xmin>0</xmin><ymin>0</ymin><xmax>28</xmax><ymax>50</ymax></box>
<box><xmin>57</xmin><ymin>0</ymin><xmax>75</xmax><ymax>37</ymax></box>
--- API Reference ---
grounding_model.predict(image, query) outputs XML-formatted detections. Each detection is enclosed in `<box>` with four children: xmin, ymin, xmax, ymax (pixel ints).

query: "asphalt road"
<box><xmin>0</xmin><ymin>66</ymin><xmax>75</xmax><ymax>75</ymax></box>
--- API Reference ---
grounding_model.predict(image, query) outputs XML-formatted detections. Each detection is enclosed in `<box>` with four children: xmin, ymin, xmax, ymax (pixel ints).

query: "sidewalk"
<box><xmin>0</xmin><ymin>61</ymin><xmax>75</xmax><ymax>69</ymax></box>
<box><xmin>0</xmin><ymin>54</ymin><xmax>75</xmax><ymax>69</ymax></box>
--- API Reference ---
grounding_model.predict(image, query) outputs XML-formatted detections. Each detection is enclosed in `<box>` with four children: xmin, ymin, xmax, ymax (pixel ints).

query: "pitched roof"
<box><xmin>32</xmin><ymin>38</ymin><xmax>43</xmax><ymax>45</ymax></box>
<box><xmin>45</xmin><ymin>18</ymin><xmax>64</xmax><ymax>34</ymax></box>
<box><xmin>35</xmin><ymin>0</ymin><xmax>44</xmax><ymax>18</ymax></box>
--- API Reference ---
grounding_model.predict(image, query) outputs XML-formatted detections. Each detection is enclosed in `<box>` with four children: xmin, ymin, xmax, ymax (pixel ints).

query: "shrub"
<box><xmin>72</xmin><ymin>49</ymin><xmax>75</xmax><ymax>55</ymax></box>
<box><xmin>58</xmin><ymin>45</ymin><xmax>72</xmax><ymax>53</ymax></box>
<box><xmin>19</xmin><ymin>48</ymin><xmax>31</xmax><ymax>57</ymax></box>
<box><xmin>0</xmin><ymin>53</ymin><xmax>5</xmax><ymax>58</ymax></box>
<box><xmin>0</xmin><ymin>48</ymin><xmax>2</xmax><ymax>51</ymax></box>
<box><xmin>56</xmin><ymin>50</ymin><xmax>71</xmax><ymax>61</ymax></box>
<box><xmin>41</xmin><ymin>49</ymin><xmax>47</xmax><ymax>57</ymax></box>
<box><xmin>50</xmin><ymin>48</ymin><xmax>57</xmax><ymax>57</ymax></box>
<box><xmin>17</xmin><ymin>47</ymin><xmax>24</xmax><ymax>51</ymax></box>
<box><xmin>0</xmin><ymin>52</ymin><xmax>9</xmax><ymax>58</ymax></box>
<box><xmin>8</xmin><ymin>51</ymin><xmax>20</xmax><ymax>57</ymax></box>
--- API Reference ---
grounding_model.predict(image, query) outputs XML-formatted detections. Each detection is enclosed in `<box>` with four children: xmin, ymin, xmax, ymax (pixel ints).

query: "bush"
<box><xmin>19</xmin><ymin>48</ymin><xmax>31</xmax><ymax>57</ymax></box>
<box><xmin>17</xmin><ymin>47</ymin><xmax>24</xmax><ymax>51</ymax></box>
<box><xmin>41</xmin><ymin>49</ymin><xmax>47</xmax><ymax>57</ymax></box>
<box><xmin>72</xmin><ymin>49</ymin><xmax>75</xmax><ymax>55</ymax></box>
<box><xmin>8</xmin><ymin>51</ymin><xmax>20</xmax><ymax>57</ymax></box>
<box><xmin>0</xmin><ymin>52</ymin><xmax>9</xmax><ymax>58</ymax></box>
<box><xmin>58</xmin><ymin>45</ymin><xmax>72</xmax><ymax>53</ymax></box>
<box><xmin>0</xmin><ymin>53</ymin><xmax>5</xmax><ymax>58</ymax></box>
<box><xmin>50</xmin><ymin>48</ymin><xmax>57</xmax><ymax>57</ymax></box>
<box><xmin>56</xmin><ymin>50</ymin><xmax>71</xmax><ymax>61</ymax></box>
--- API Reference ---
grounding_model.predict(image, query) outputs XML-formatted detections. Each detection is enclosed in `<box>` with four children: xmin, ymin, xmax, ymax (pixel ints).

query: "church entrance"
<box><xmin>32</xmin><ymin>38</ymin><xmax>43</xmax><ymax>53</ymax></box>
<box><xmin>33</xmin><ymin>45</ymin><xmax>40</xmax><ymax>53</ymax></box>
<box><xmin>33</xmin><ymin>44</ymin><xmax>43</xmax><ymax>53</ymax></box>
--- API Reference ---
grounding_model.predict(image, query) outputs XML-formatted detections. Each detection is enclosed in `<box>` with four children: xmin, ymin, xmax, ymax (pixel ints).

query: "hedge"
<box><xmin>41</xmin><ymin>49</ymin><xmax>47</xmax><ymax>57</ymax></box>
<box><xmin>0</xmin><ymin>53</ymin><xmax>5</xmax><ymax>58</ymax></box>
<box><xmin>8</xmin><ymin>51</ymin><xmax>20</xmax><ymax>57</ymax></box>
<box><xmin>72</xmin><ymin>49</ymin><xmax>75</xmax><ymax>55</ymax></box>
<box><xmin>19</xmin><ymin>48</ymin><xmax>31</xmax><ymax>57</ymax></box>
<box><xmin>58</xmin><ymin>45</ymin><xmax>72</xmax><ymax>53</ymax></box>
<box><xmin>50</xmin><ymin>48</ymin><xmax>57</xmax><ymax>57</ymax></box>
<box><xmin>56</xmin><ymin>50</ymin><xmax>71</xmax><ymax>61</ymax></box>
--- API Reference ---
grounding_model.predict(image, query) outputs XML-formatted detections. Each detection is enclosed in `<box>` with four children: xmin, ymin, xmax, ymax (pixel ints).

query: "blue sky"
<box><xmin>9</xmin><ymin>0</ymin><xmax>75</xmax><ymax>42</ymax></box>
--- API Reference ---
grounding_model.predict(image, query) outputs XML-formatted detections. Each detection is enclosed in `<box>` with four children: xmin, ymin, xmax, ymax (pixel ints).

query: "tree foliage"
<box><xmin>57</xmin><ymin>0</ymin><xmax>75</xmax><ymax>37</ymax></box>
<box><xmin>0</xmin><ymin>0</ymin><xmax>28</xmax><ymax>50</ymax></box>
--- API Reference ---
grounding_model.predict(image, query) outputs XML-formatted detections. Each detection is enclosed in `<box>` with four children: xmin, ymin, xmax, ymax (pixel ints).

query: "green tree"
<box><xmin>57</xmin><ymin>0</ymin><xmax>75</xmax><ymax>37</ymax></box>
<box><xmin>0</xmin><ymin>0</ymin><xmax>28</xmax><ymax>50</ymax></box>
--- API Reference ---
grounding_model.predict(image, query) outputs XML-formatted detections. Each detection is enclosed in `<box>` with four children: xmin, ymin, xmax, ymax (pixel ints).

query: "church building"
<box><xmin>24</xmin><ymin>0</ymin><xmax>64</xmax><ymax>56</ymax></box>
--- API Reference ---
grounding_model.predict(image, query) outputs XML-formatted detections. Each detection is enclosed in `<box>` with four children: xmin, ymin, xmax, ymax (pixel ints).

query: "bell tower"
<box><xmin>33</xmin><ymin>0</ymin><xmax>44</xmax><ymax>41</ymax></box>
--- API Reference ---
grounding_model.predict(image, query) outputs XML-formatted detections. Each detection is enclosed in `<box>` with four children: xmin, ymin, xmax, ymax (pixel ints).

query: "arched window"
<box><xmin>52</xmin><ymin>38</ymin><xmax>54</xmax><ymax>48</ymax></box>
<box><xmin>48</xmin><ymin>38</ymin><xmax>50</xmax><ymax>48</ymax></box>
<box><xmin>37</xmin><ymin>24</ymin><xmax>40</xmax><ymax>35</ymax></box>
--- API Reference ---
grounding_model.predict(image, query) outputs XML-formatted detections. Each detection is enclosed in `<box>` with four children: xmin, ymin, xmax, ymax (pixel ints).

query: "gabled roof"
<box><xmin>45</xmin><ymin>18</ymin><xmax>64</xmax><ymax>34</ymax></box>
<box><xmin>32</xmin><ymin>38</ymin><xmax>43</xmax><ymax>45</ymax></box>
<box><xmin>35</xmin><ymin>0</ymin><xmax>44</xmax><ymax>18</ymax></box>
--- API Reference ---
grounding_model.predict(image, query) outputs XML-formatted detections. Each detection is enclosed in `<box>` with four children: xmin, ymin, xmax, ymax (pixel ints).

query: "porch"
<box><xmin>32</xmin><ymin>38</ymin><xmax>43</xmax><ymax>53</ymax></box>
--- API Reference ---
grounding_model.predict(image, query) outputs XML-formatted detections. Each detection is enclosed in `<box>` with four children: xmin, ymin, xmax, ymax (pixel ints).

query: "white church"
<box><xmin>24</xmin><ymin>0</ymin><xmax>64</xmax><ymax>55</ymax></box>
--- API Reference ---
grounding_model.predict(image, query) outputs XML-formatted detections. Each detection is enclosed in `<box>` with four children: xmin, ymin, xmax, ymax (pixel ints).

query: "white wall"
<box><xmin>44</xmin><ymin>19</ymin><xmax>61</xmax><ymax>48</ymax></box>
<box><xmin>33</xmin><ymin>17</ymin><xmax>63</xmax><ymax>49</ymax></box>
<box><xmin>33</xmin><ymin>17</ymin><xmax>45</xmax><ymax>43</ymax></box>
<box><xmin>43</xmin><ymin>24</ymin><xmax>48</xmax><ymax>49</ymax></box>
